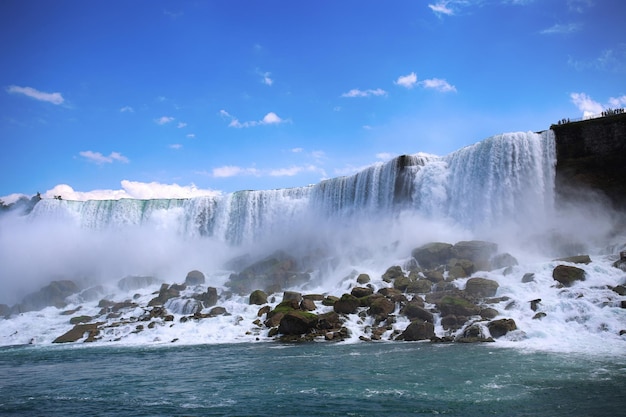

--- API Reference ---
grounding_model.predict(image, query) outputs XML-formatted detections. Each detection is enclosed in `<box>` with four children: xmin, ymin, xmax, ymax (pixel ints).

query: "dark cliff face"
<box><xmin>551</xmin><ymin>113</ymin><xmax>626</xmax><ymax>209</ymax></box>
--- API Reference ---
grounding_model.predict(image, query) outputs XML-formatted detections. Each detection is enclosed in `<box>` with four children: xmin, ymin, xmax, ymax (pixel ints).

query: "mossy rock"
<box><xmin>465</xmin><ymin>277</ymin><xmax>499</xmax><ymax>298</ymax></box>
<box><xmin>356</xmin><ymin>274</ymin><xmax>371</xmax><ymax>284</ymax></box>
<box><xmin>436</xmin><ymin>295</ymin><xmax>480</xmax><ymax>317</ymax></box>
<box><xmin>333</xmin><ymin>294</ymin><xmax>360</xmax><ymax>314</ymax></box>
<box><xmin>411</xmin><ymin>242</ymin><xmax>453</xmax><ymax>270</ymax></box>
<box><xmin>278</xmin><ymin>311</ymin><xmax>319</xmax><ymax>335</ymax></box>
<box><xmin>249</xmin><ymin>289</ymin><xmax>268</xmax><ymax>305</ymax></box>
<box><xmin>69</xmin><ymin>315</ymin><xmax>92</xmax><ymax>325</ymax></box>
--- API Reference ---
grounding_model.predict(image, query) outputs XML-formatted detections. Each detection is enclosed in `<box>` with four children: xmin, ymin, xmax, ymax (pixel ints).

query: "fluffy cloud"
<box><xmin>120</xmin><ymin>106</ymin><xmax>134</xmax><ymax>113</ymax></box>
<box><xmin>341</xmin><ymin>88</ymin><xmax>387</xmax><ymax>98</ymax></box>
<box><xmin>428</xmin><ymin>1</ymin><xmax>454</xmax><ymax>16</ymax></box>
<box><xmin>261</xmin><ymin>71</ymin><xmax>273</xmax><ymax>86</ymax></box>
<box><xmin>420</xmin><ymin>78</ymin><xmax>457</xmax><ymax>92</ymax></box>
<box><xmin>186</xmin><ymin>133</ymin><xmax>196</xmax><ymax>139</ymax></box>
<box><xmin>219</xmin><ymin>110</ymin><xmax>287</xmax><ymax>128</ymax></box>
<box><xmin>169</xmin><ymin>144</ymin><xmax>182</xmax><ymax>150</ymax></box>
<box><xmin>41</xmin><ymin>181</ymin><xmax>221</xmax><ymax>201</ymax></box>
<box><xmin>7</xmin><ymin>85</ymin><xmax>64</xmax><ymax>105</ymax></box>
<box><xmin>571</xmin><ymin>92</ymin><xmax>626</xmax><ymax>118</ymax></box>
<box><xmin>376</xmin><ymin>152</ymin><xmax>394</xmax><ymax>161</ymax></box>
<box><xmin>540</xmin><ymin>23</ymin><xmax>582</xmax><ymax>35</ymax></box>
<box><xmin>155</xmin><ymin>116</ymin><xmax>175</xmax><ymax>125</ymax></box>
<box><xmin>79</xmin><ymin>151</ymin><xmax>129</xmax><ymax>164</ymax></box>
<box><xmin>212</xmin><ymin>166</ymin><xmax>261</xmax><ymax>178</ymax></box>
<box><xmin>177</xmin><ymin>122</ymin><xmax>187</xmax><ymax>128</ymax></box>
<box><xmin>395</xmin><ymin>72</ymin><xmax>418</xmax><ymax>89</ymax></box>
<box><xmin>269</xmin><ymin>165</ymin><xmax>324</xmax><ymax>177</ymax></box>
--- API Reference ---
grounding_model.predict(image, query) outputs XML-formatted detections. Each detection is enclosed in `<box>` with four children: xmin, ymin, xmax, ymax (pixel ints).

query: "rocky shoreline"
<box><xmin>2</xmin><ymin>240</ymin><xmax>625</xmax><ymax>345</ymax></box>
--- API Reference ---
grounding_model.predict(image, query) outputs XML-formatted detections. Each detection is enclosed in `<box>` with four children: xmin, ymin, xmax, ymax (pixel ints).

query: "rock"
<box><xmin>611</xmin><ymin>285</ymin><xmax>626</xmax><ymax>296</ymax></box>
<box><xmin>165</xmin><ymin>298</ymin><xmax>202</xmax><ymax>315</ymax></box>
<box><xmin>69</xmin><ymin>315</ymin><xmax>92</xmax><ymax>325</ymax></box>
<box><xmin>555</xmin><ymin>255</ymin><xmax>591</xmax><ymax>264</ymax></box>
<box><xmin>491</xmin><ymin>253</ymin><xmax>518</xmax><ymax>270</ymax></box>
<box><xmin>452</xmin><ymin>241</ymin><xmax>498</xmax><ymax>271</ymax></box>
<box><xmin>423</xmin><ymin>269</ymin><xmax>445</xmax><ymax>283</ymax></box>
<box><xmin>367</xmin><ymin>297</ymin><xmax>395</xmax><ymax>318</ymax></box>
<box><xmin>533</xmin><ymin>312</ymin><xmax>547</xmax><ymax>320</ymax></box>
<box><xmin>398</xmin><ymin>321</ymin><xmax>435</xmax><ymax>341</ymax></box>
<box><xmin>226</xmin><ymin>251</ymin><xmax>309</xmax><ymax>295</ymax></box>
<box><xmin>356</xmin><ymin>273</ymin><xmax>371</xmax><ymax>284</ymax></box>
<box><xmin>441</xmin><ymin>315</ymin><xmax>462</xmax><ymax>330</ymax></box>
<box><xmin>300</xmin><ymin>298</ymin><xmax>317</xmax><ymax>311</ymax></box>
<box><xmin>322</xmin><ymin>295</ymin><xmax>339</xmax><ymax>306</ymax></box>
<box><xmin>257</xmin><ymin>305</ymin><xmax>271</xmax><ymax>317</ymax></box>
<box><xmin>194</xmin><ymin>287</ymin><xmax>218</xmax><ymax>308</ymax></box>
<box><xmin>0</xmin><ymin>304</ymin><xmax>10</xmax><ymax>318</ymax></box>
<box><xmin>317</xmin><ymin>311</ymin><xmax>342</xmax><ymax>330</ymax></box>
<box><xmin>117</xmin><ymin>275</ymin><xmax>160</xmax><ymax>291</ymax></box>
<box><xmin>18</xmin><ymin>280</ymin><xmax>79</xmax><ymax>312</ymax></box>
<box><xmin>447</xmin><ymin>259</ymin><xmax>474</xmax><ymax>279</ymax></box>
<box><xmin>53</xmin><ymin>323</ymin><xmax>101</xmax><ymax>343</ymax></box>
<box><xmin>436</xmin><ymin>295</ymin><xmax>480</xmax><ymax>317</ymax></box>
<box><xmin>411</xmin><ymin>242</ymin><xmax>453</xmax><ymax>270</ymax></box>
<box><xmin>278</xmin><ymin>311</ymin><xmax>318</xmax><ymax>335</ymax></box>
<box><xmin>303</xmin><ymin>294</ymin><xmax>325</xmax><ymax>301</ymax></box>
<box><xmin>382</xmin><ymin>266</ymin><xmax>404</xmax><ymax>283</ymax></box>
<box><xmin>465</xmin><ymin>278</ymin><xmax>499</xmax><ymax>298</ymax></box>
<box><xmin>480</xmin><ymin>308</ymin><xmax>499</xmax><ymax>320</ymax></box>
<box><xmin>208</xmin><ymin>306</ymin><xmax>227</xmax><ymax>316</ymax></box>
<box><xmin>530</xmin><ymin>299</ymin><xmax>541</xmax><ymax>312</ymax></box>
<box><xmin>402</xmin><ymin>302</ymin><xmax>434</xmax><ymax>323</ymax></box>
<box><xmin>552</xmin><ymin>265</ymin><xmax>586</xmax><ymax>286</ymax></box>
<box><xmin>456</xmin><ymin>323</ymin><xmax>494</xmax><ymax>343</ymax></box>
<box><xmin>522</xmin><ymin>273</ymin><xmax>535</xmax><ymax>283</ymax></box>
<box><xmin>351</xmin><ymin>287</ymin><xmax>374</xmax><ymax>298</ymax></box>
<box><xmin>249</xmin><ymin>290</ymin><xmax>268</xmax><ymax>305</ymax></box>
<box><xmin>406</xmin><ymin>279</ymin><xmax>432</xmax><ymax>294</ymax></box>
<box><xmin>282</xmin><ymin>291</ymin><xmax>303</xmax><ymax>303</ymax></box>
<box><xmin>487</xmin><ymin>319</ymin><xmax>517</xmax><ymax>338</ymax></box>
<box><xmin>185</xmin><ymin>270</ymin><xmax>206</xmax><ymax>286</ymax></box>
<box><xmin>148</xmin><ymin>284</ymin><xmax>181</xmax><ymax>307</ymax></box>
<box><xmin>333</xmin><ymin>294</ymin><xmax>360</xmax><ymax>314</ymax></box>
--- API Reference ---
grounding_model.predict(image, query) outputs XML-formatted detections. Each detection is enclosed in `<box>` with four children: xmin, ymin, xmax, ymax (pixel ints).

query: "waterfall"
<box><xmin>26</xmin><ymin>131</ymin><xmax>556</xmax><ymax>245</ymax></box>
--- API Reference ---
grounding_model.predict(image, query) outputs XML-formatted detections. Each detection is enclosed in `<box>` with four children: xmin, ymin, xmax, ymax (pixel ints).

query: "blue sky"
<box><xmin>1</xmin><ymin>0</ymin><xmax>625</xmax><ymax>202</ymax></box>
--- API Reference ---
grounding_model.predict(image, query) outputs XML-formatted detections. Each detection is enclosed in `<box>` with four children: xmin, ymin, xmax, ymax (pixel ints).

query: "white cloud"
<box><xmin>291</xmin><ymin>147</ymin><xmax>303</xmax><ymax>153</ymax></box>
<box><xmin>177</xmin><ymin>122</ymin><xmax>187</xmax><ymax>128</ymax></box>
<box><xmin>120</xmin><ymin>106</ymin><xmax>134</xmax><ymax>113</ymax></box>
<box><xmin>155</xmin><ymin>116</ymin><xmax>175</xmax><ymax>125</ymax></box>
<box><xmin>608</xmin><ymin>95</ymin><xmax>626</xmax><ymax>108</ymax></box>
<box><xmin>7</xmin><ymin>85</ymin><xmax>64</xmax><ymax>105</ymax></box>
<box><xmin>567</xmin><ymin>0</ymin><xmax>594</xmax><ymax>13</ymax></box>
<box><xmin>420</xmin><ymin>78</ymin><xmax>457</xmax><ymax>92</ymax></box>
<box><xmin>220</xmin><ymin>109</ymin><xmax>287</xmax><ymax>128</ymax></box>
<box><xmin>570</xmin><ymin>92</ymin><xmax>604</xmax><ymax>118</ymax></box>
<box><xmin>363</xmin><ymin>125</ymin><xmax>373</xmax><ymax>130</ymax></box>
<box><xmin>79</xmin><ymin>150</ymin><xmax>129</xmax><ymax>165</ymax></box>
<box><xmin>341</xmin><ymin>88</ymin><xmax>387</xmax><ymax>98</ymax></box>
<box><xmin>261</xmin><ymin>71</ymin><xmax>273</xmax><ymax>86</ymax></box>
<box><xmin>540</xmin><ymin>23</ymin><xmax>581</xmax><ymax>35</ymax></box>
<box><xmin>40</xmin><ymin>181</ymin><xmax>221</xmax><ymax>201</ymax></box>
<box><xmin>311</xmin><ymin>150</ymin><xmax>326</xmax><ymax>160</ymax></box>
<box><xmin>376</xmin><ymin>152</ymin><xmax>394</xmax><ymax>161</ymax></box>
<box><xmin>428</xmin><ymin>1</ymin><xmax>454</xmax><ymax>16</ymax></box>
<box><xmin>186</xmin><ymin>133</ymin><xmax>196</xmax><ymax>139</ymax></box>
<box><xmin>395</xmin><ymin>72</ymin><xmax>418</xmax><ymax>89</ymax></box>
<box><xmin>212</xmin><ymin>166</ymin><xmax>261</xmax><ymax>178</ymax></box>
<box><xmin>169</xmin><ymin>144</ymin><xmax>182</xmax><ymax>150</ymax></box>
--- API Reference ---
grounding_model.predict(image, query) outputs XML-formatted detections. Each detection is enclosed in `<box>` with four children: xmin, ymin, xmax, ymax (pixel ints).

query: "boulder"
<box><xmin>278</xmin><ymin>311</ymin><xmax>318</xmax><ymax>335</ymax></box>
<box><xmin>555</xmin><ymin>255</ymin><xmax>591</xmax><ymax>264</ymax></box>
<box><xmin>522</xmin><ymin>273</ymin><xmax>535</xmax><ymax>283</ymax></box>
<box><xmin>322</xmin><ymin>295</ymin><xmax>339</xmax><ymax>306</ymax></box>
<box><xmin>487</xmin><ymin>318</ymin><xmax>517</xmax><ymax>338</ymax></box>
<box><xmin>382</xmin><ymin>266</ymin><xmax>404</xmax><ymax>283</ymax></box>
<box><xmin>351</xmin><ymin>287</ymin><xmax>374</xmax><ymax>298</ymax></box>
<box><xmin>300</xmin><ymin>298</ymin><xmax>317</xmax><ymax>311</ymax></box>
<box><xmin>117</xmin><ymin>275</ymin><xmax>160</xmax><ymax>292</ymax></box>
<box><xmin>465</xmin><ymin>278</ymin><xmax>499</xmax><ymax>298</ymax></box>
<box><xmin>53</xmin><ymin>323</ymin><xmax>101</xmax><ymax>343</ymax></box>
<box><xmin>411</xmin><ymin>242</ymin><xmax>453</xmax><ymax>270</ymax></box>
<box><xmin>447</xmin><ymin>259</ymin><xmax>474</xmax><ymax>279</ymax></box>
<box><xmin>479</xmin><ymin>308</ymin><xmax>499</xmax><ymax>320</ymax></box>
<box><xmin>367</xmin><ymin>297</ymin><xmax>395</xmax><ymax>318</ymax></box>
<box><xmin>208</xmin><ymin>306</ymin><xmax>227</xmax><ymax>316</ymax></box>
<box><xmin>0</xmin><ymin>304</ymin><xmax>10</xmax><ymax>318</ymax></box>
<box><xmin>436</xmin><ymin>295</ymin><xmax>480</xmax><ymax>317</ymax></box>
<box><xmin>18</xmin><ymin>280</ymin><xmax>79</xmax><ymax>312</ymax></box>
<box><xmin>69</xmin><ymin>315</ymin><xmax>92</xmax><ymax>325</ymax></box>
<box><xmin>398</xmin><ymin>321</ymin><xmax>435</xmax><ymax>341</ymax></box>
<box><xmin>452</xmin><ymin>240</ymin><xmax>498</xmax><ymax>271</ymax></box>
<box><xmin>282</xmin><ymin>291</ymin><xmax>302</xmax><ymax>303</ymax></box>
<box><xmin>333</xmin><ymin>294</ymin><xmax>360</xmax><ymax>314</ymax></box>
<box><xmin>491</xmin><ymin>253</ymin><xmax>519</xmax><ymax>270</ymax></box>
<box><xmin>401</xmin><ymin>302</ymin><xmax>434</xmax><ymax>323</ymax></box>
<box><xmin>441</xmin><ymin>315</ymin><xmax>463</xmax><ymax>330</ymax></box>
<box><xmin>456</xmin><ymin>323</ymin><xmax>494</xmax><ymax>343</ymax></box>
<box><xmin>317</xmin><ymin>311</ymin><xmax>342</xmax><ymax>330</ymax></box>
<box><xmin>185</xmin><ymin>270</ymin><xmax>206</xmax><ymax>286</ymax></box>
<box><xmin>226</xmin><ymin>251</ymin><xmax>309</xmax><ymax>294</ymax></box>
<box><xmin>356</xmin><ymin>274</ymin><xmax>371</xmax><ymax>284</ymax></box>
<box><xmin>406</xmin><ymin>279</ymin><xmax>432</xmax><ymax>294</ymax></box>
<box><xmin>148</xmin><ymin>284</ymin><xmax>181</xmax><ymax>307</ymax></box>
<box><xmin>194</xmin><ymin>287</ymin><xmax>218</xmax><ymax>308</ymax></box>
<box><xmin>249</xmin><ymin>289</ymin><xmax>268</xmax><ymax>305</ymax></box>
<box><xmin>552</xmin><ymin>265</ymin><xmax>586</xmax><ymax>286</ymax></box>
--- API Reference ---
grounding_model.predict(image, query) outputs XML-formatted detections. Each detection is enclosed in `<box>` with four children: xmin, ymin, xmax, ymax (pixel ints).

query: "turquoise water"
<box><xmin>1</xmin><ymin>342</ymin><xmax>624</xmax><ymax>416</ymax></box>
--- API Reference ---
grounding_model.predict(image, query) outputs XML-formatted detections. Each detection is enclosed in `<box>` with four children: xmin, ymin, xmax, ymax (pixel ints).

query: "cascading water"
<box><xmin>26</xmin><ymin>131</ymin><xmax>556</xmax><ymax>245</ymax></box>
